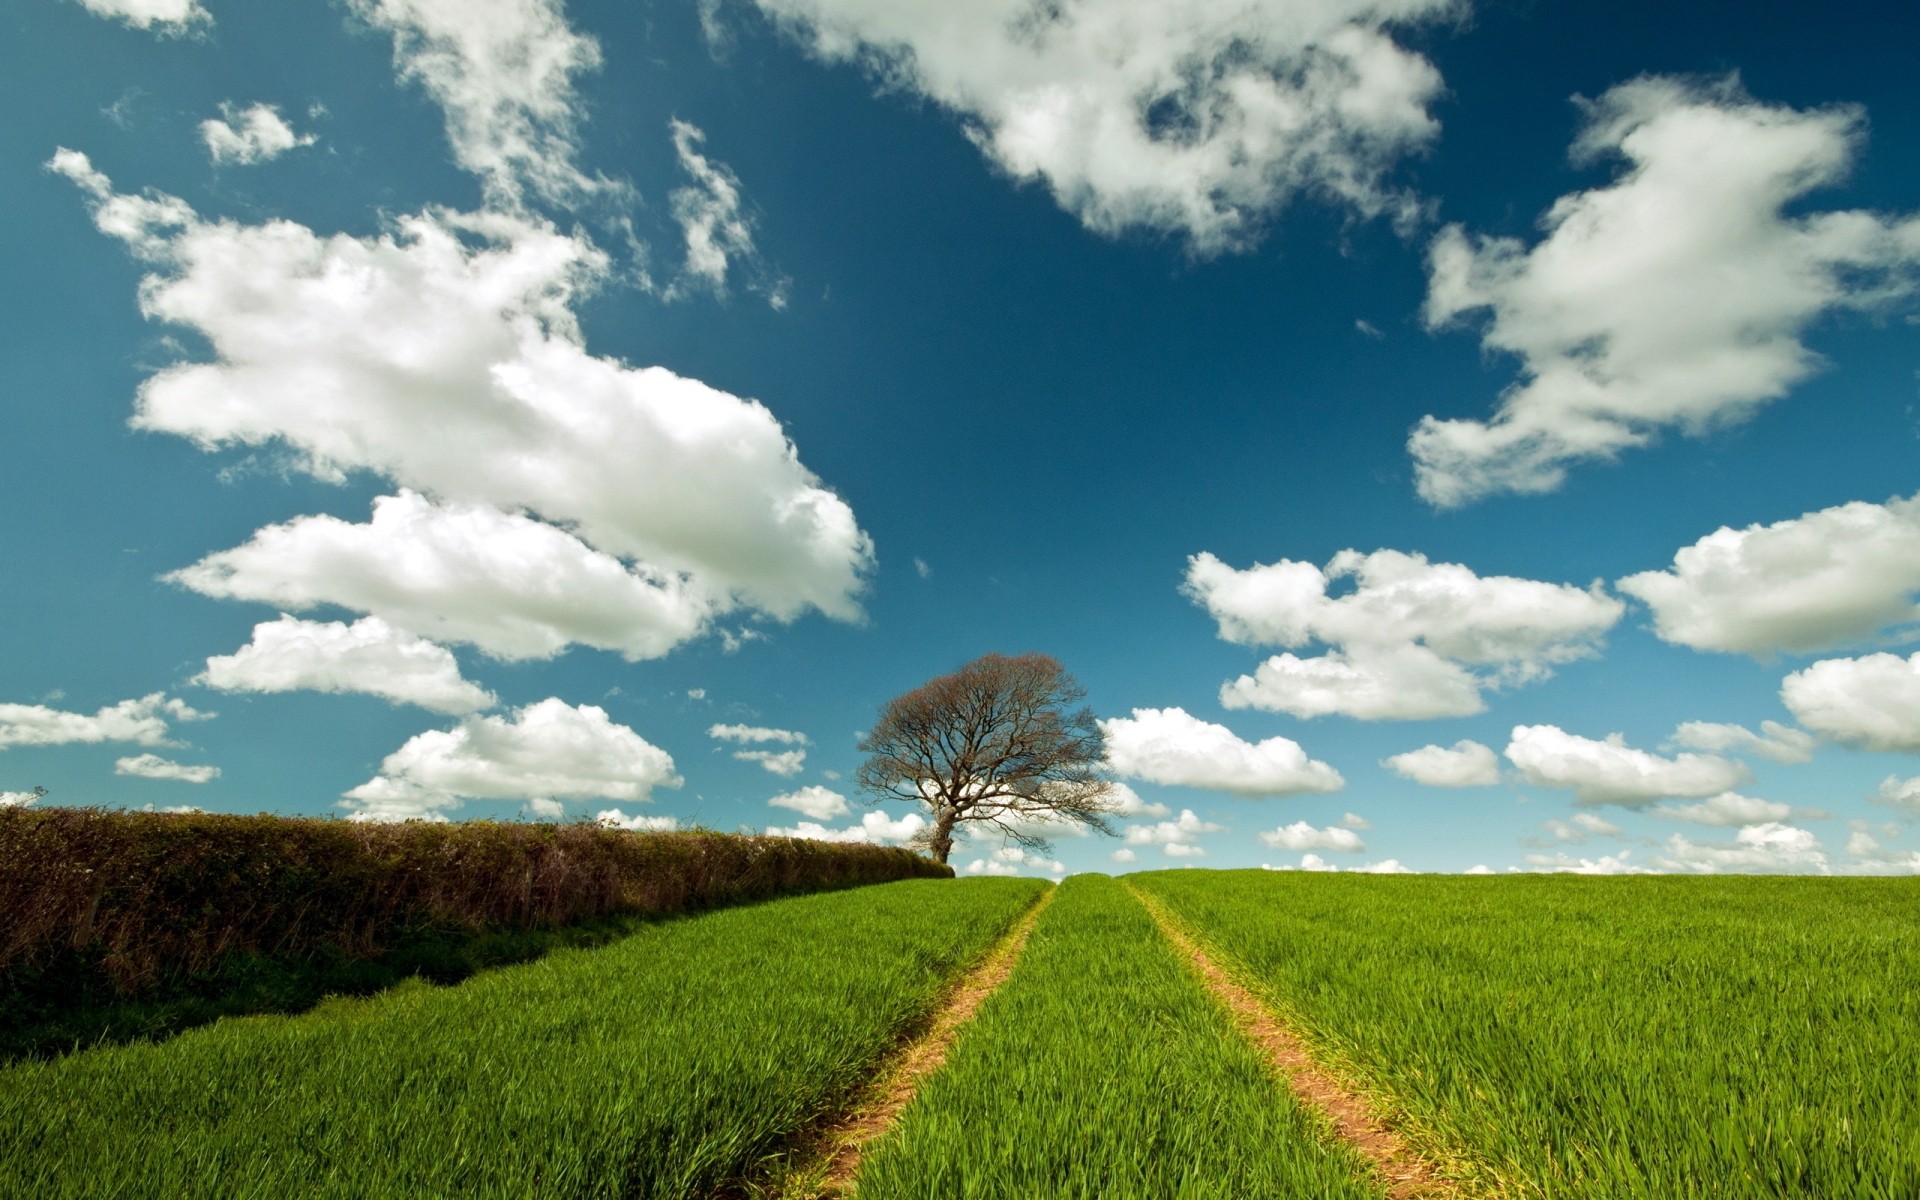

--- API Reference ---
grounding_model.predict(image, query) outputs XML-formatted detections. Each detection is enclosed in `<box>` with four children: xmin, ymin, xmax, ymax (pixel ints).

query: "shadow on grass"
<box><xmin>0</xmin><ymin>911</ymin><xmax>666</xmax><ymax>1064</ymax></box>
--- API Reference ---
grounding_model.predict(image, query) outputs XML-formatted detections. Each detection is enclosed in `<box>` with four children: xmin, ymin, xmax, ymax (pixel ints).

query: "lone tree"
<box><xmin>857</xmin><ymin>652</ymin><xmax>1117</xmax><ymax>864</ymax></box>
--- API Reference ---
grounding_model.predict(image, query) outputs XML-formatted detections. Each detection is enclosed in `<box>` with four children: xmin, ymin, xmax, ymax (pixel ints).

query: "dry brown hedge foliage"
<box><xmin>0</xmin><ymin>807</ymin><xmax>950</xmax><ymax>996</ymax></box>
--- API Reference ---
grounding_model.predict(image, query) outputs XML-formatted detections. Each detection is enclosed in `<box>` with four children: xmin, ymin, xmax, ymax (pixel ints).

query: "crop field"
<box><xmin>8</xmin><ymin>867</ymin><xmax>1916</xmax><ymax>1199</ymax></box>
<box><xmin>852</xmin><ymin>873</ymin><xmax>1381</xmax><ymax>1199</ymax></box>
<box><xmin>0</xmin><ymin>876</ymin><xmax>1043</xmax><ymax>1200</ymax></box>
<box><xmin>1134</xmin><ymin>870</ymin><xmax>1920</xmax><ymax>1200</ymax></box>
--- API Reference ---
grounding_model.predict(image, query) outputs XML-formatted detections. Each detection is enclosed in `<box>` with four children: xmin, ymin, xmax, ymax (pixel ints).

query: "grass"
<box><xmin>850</xmin><ymin>874</ymin><xmax>1385</xmax><ymax>1200</ymax></box>
<box><xmin>0</xmin><ymin>875</ymin><xmax>1044</xmax><ymax>1200</ymax></box>
<box><xmin>1134</xmin><ymin>870</ymin><xmax>1920</xmax><ymax>1200</ymax></box>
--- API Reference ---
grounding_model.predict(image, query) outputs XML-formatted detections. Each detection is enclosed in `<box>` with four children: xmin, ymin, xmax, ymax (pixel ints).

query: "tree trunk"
<box><xmin>929</xmin><ymin>807</ymin><xmax>958</xmax><ymax>864</ymax></box>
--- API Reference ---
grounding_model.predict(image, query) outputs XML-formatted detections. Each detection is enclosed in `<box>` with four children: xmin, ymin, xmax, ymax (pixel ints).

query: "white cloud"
<box><xmin>1667</xmin><ymin>720</ymin><xmax>1814</xmax><ymax>764</ymax></box>
<box><xmin>1339</xmin><ymin>811</ymin><xmax>1371</xmax><ymax>830</ymax></box>
<box><xmin>768</xmin><ymin>784</ymin><xmax>848</xmax><ymax>820</ymax></box>
<box><xmin>1875</xmin><ymin>775</ymin><xmax>1920</xmax><ymax>813</ymax></box>
<box><xmin>1541</xmin><ymin>812</ymin><xmax>1623</xmax><ymax>843</ymax></box>
<box><xmin>1505</xmin><ymin>724</ymin><xmax>1750</xmax><ymax>807</ymax></box>
<box><xmin>1383</xmin><ymin>739</ymin><xmax>1500</xmax><ymax>787</ymax></box>
<box><xmin>664</xmin><ymin>120</ymin><xmax>785</xmax><ymax>307</ymax></box>
<box><xmin>1189</xmin><ymin>549</ymin><xmax>1621</xmax><ymax>719</ymax></box>
<box><xmin>1841</xmin><ymin>831</ymin><xmax>1920</xmax><ymax>874</ymax></box>
<box><xmin>75</xmin><ymin>0</ymin><xmax>208</xmax><ymax>34</ymax></box>
<box><xmin>1</xmin><ymin>791</ymin><xmax>46</xmax><ymax>808</ymax></box>
<box><xmin>1413</xmin><ymin>76</ymin><xmax>1920</xmax><ymax>507</ymax></box>
<box><xmin>750</xmin><ymin>0</ymin><xmax>1453</xmax><ymax>255</ymax></box>
<box><xmin>1522</xmin><ymin>850</ymin><xmax>1651</xmax><ymax>875</ymax></box>
<box><xmin>1658</xmin><ymin>822</ymin><xmax>1829</xmax><ymax>874</ymax></box>
<box><xmin>981</xmin><ymin>845</ymin><xmax>1067</xmax><ymax>875</ymax></box>
<box><xmin>1651</xmin><ymin>792</ymin><xmax>1793</xmax><ymax>827</ymax></box>
<box><xmin>686</xmin><ymin>688</ymin><xmax>708</xmax><ymax>700</ymax></box>
<box><xmin>1278</xmin><ymin>852</ymin><xmax>1411</xmax><ymax>873</ymax></box>
<box><xmin>1104</xmin><ymin>781</ymin><xmax>1171</xmax><ymax>819</ymax></box>
<box><xmin>52</xmin><ymin>155</ymin><xmax>872</xmax><ymax>641</ymax></box>
<box><xmin>1356</xmin><ymin>858</ymin><xmax>1413</xmax><ymax>874</ymax></box>
<box><xmin>736</xmin><ymin>748</ymin><xmax>806</xmax><ymax>776</ymax></box>
<box><xmin>768</xmin><ymin>810</ymin><xmax>926</xmax><ymax>844</ymax></box>
<box><xmin>1101</xmin><ymin>707</ymin><xmax>1342</xmax><ymax>796</ymax></box>
<box><xmin>596</xmin><ymin>808</ymin><xmax>679</xmax><ymax>832</ymax></box>
<box><xmin>201</xmin><ymin>103</ymin><xmax>317</xmax><ymax>165</ymax></box>
<box><xmin>1125</xmin><ymin>807</ymin><xmax>1224</xmax><ymax>858</ymax></box>
<box><xmin>1258</xmin><ymin>821</ymin><xmax>1365</xmax><ymax>853</ymax></box>
<box><xmin>1781</xmin><ymin>652</ymin><xmax>1920</xmax><ymax>752</ymax></box>
<box><xmin>708</xmin><ymin>723</ymin><xmax>808</xmax><ymax>745</ymax></box>
<box><xmin>347</xmin><ymin>0</ymin><xmax>607</xmax><ymax>207</ymax></box>
<box><xmin>0</xmin><ymin>693</ymin><xmax>209</xmax><ymax>750</ymax></box>
<box><xmin>961</xmin><ymin>857</ymin><xmax>1020</xmax><ymax>876</ymax></box>
<box><xmin>171</xmin><ymin>492</ymin><xmax>721</xmax><ymax>663</ymax></box>
<box><xmin>1109</xmin><ymin>848</ymin><xmax>1138</xmax><ymax>864</ymax></box>
<box><xmin>1618</xmin><ymin>493</ymin><xmax>1920</xmax><ymax>656</ymax></box>
<box><xmin>342</xmin><ymin>698</ymin><xmax>680</xmax><ymax>821</ymax></box>
<box><xmin>197</xmin><ymin>614</ymin><xmax>495</xmax><ymax>713</ymax></box>
<box><xmin>114</xmin><ymin>754</ymin><xmax>220</xmax><ymax>784</ymax></box>
<box><xmin>1462</xmin><ymin>864</ymin><xmax>1494</xmax><ymax>874</ymax></box>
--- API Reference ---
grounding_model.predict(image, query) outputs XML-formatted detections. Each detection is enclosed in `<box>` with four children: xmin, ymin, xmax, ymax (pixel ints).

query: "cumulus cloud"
<box><xmin>596</xmin><ymin>808</ymin><xmax>679</xmax><ymax>832</ymax></box>
<box><xmin>709</xmin><ymin>723</ymin><xmax>807</xmax><ymax>745</ymax></box>
<box><xmin>1258</xmin><ymin>821</ymin><xmax>1365</xmax><ymax>853</ymax></box>
<box><xmin>341</xmin><ymin>698</ymin><xmax>680</xmax><ymax>821</ymax></box>
<box><xmin>736</xmin><ymin>749</ymin><xmax>806</xmax><ymax>776</ymax></box>
<box><xmin>1413</xmin><ymin>76</ymin><xmax>1920</xmax><ymax>507</ymax></box>
<box><xmin>347</xmin><ymin>0</ymin><xmax>608</xmax><ymax>208</ymax></box>
<box><xmin>750</xmin><ymin>0</ymin><xmax>1454</xmax><ymax>255</ymax></box>
<box><xmin>196</xmin><ymin>614</ymin><xmax>495</xmax><ymax>713</ymax></box>
<box><xmin>767</xmin><ymin>784</ymin><xmax>848</xmax><ymax>820</ymax></box>
<box><xmin>1875</xmin><ymin>775</ymin><xmax>1920</xmax><ymax>813</ymax></box>
<box><xmin>964</xmin><ymin>846</ymin><xmax>1066</xmax><ymax>876</ymax></box>
<box><xmin>1101</xmin><ymin>707</ymin><xmax>1342</xmax><ymax>797</ymax></box>
<box><xmin>1667</xmin><ymin>720</ymin><xmax>1814</xmax><ymax>764</ymax></box>
<box><xmin>1539</xmin><ymin>812</ymin><xmax>1622</xmax><ymax>843</ymax></box>
<box><xmin>1110</xmin><ymin>847</ymin><xmax>1138</xmax><ymax>864</ymax></box>
<box><xmin>664</xmin><ymin>120</ymin><xmax>786</xmax><ymax>307</ymax></box>
<box><xmin>74</xmin><ymin>0</ymin><xmax>208</xmax><ymax>34</ymax></box>
<box><xmin>0</xmin><ymin>693</ymin><xmax>208</xmax><ymax>750</ymax></box>
<box><xmin>767</xmin><ymin>810</ymin><xmax>925</xmax><ymax>844</ymax></box>
<box><xmin>1</xmin><ymin>789</ymin><xmax>47</xmax><ymax>808</ymax></box>
<box><xmin>1505</xmin><ymin>724</ymin><xmax>1750</xmax><ymax>807</ymax></box>
<box><xmin>1124</xmin><ymin>807</ymin><xmax>1224</xmax><ymax>858</ymax></box>
<box><xmin>1618</xmin><ymin>493</ymin><xmax>1920</xmax><ymax>656</ymax></box>
<box><xmin>1104</xmin><ymin>781</ymin><xmax>1172</xmax><ymax>819</ymax></box>
<box><xmin>114</xmin><ymin>754</ymin><xmax>220</xmax><ymax>784</ymax></box>
<box><xmin>1657</xmin><ymin>822</ymin><xmax>1829</xmax><ymax>874</ymax></box>
<box><xmin>1383</xmin><ymin>739</ymin><xmax>1500</xmax><ymax>787</ymax></box>
<box><xmin>1522</xmin><ymin>850</ymin><xmax>1651</xmax><ymax>875</ymax></box>
<box><xmin>1841</xmin><ymin>830</ymin><xmax>1920</xmax><ymax>874</ymax></box>
<box><xmin>1781</xmin><ymin>652</ymin><xmax>1920</xmax><ymax>752</ymax></box>
<box><xmin>1276</xmin><ymin>853</ymin><xmax>1411</xmax><ymax>873</ymax></box>
<box><xmin>201</xmin><ymin>103</ymin><xmax>317</xmax><ymax>165</ymax></box>
<box><xmin>1189</xmin><ymin>549</ymin><xmax>1620</xmax><ymax>719</ymax></box>
<box><xmin>1651</xmin><ymin>792</ymin><xmax>1793</xmax><ymax>827</ymax></box>
<box><xmin>51</xmin><ymin>154</ymin><xmax>872</xmax><ymax>649</ymax></box>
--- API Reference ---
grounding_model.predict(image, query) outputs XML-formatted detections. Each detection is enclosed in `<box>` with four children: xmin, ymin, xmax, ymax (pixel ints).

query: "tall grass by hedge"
<box><xmin>0</xmin><ymin>807</ymin><xmax>948</xmax><ymax>1004</ymax></box>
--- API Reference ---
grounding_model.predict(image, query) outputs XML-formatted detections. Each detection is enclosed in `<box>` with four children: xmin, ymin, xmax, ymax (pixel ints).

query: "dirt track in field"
<box><xmin>1127</xmin><ymin>882</ymin><xmax>1461</xmax><ymax>1200</ymax></box>
<box><xmin>777</xmin><ymin>885</ymin><xmax>1055</xmax><ymax>1199</ymax></box>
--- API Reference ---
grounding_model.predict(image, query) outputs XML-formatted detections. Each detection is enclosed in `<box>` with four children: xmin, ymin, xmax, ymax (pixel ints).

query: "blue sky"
<box><xmin>5</xmin><ymin>0</ymin><xmax>1920</xmax><ymax>876</ymax></box>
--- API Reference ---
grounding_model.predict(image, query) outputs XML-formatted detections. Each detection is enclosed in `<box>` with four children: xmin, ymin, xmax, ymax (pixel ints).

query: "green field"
<box><xmin>8</xmin><ymin>868</ymin><xmax>1917</xmax><ymax>1199</ymax></box>
<box><xmin>1134</xmin><ymin>870</ymin><xmax>1920</xmax><ymax>1199</ymax></box>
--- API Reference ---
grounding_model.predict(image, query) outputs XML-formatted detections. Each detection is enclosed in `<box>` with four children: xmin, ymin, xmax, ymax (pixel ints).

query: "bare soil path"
<box><xmin>763</xmin><ymin>885</ymin><xmax>1056</xmax><ymax>1199</ymax></box>
<box><xmin>1126</xmin><ymin>881</ymin><xmax>1463</xmax><ymax>1200</ymax></box>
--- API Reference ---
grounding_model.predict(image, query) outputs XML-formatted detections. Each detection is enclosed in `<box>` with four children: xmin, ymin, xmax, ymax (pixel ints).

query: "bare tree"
<box><xmin>856</xmin><ymin>652</ymin><xmax>1117</xmax><ymax>864</ymax></box>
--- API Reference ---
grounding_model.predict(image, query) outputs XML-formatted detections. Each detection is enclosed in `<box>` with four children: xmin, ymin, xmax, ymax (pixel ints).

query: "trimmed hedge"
<box><xmin>0</xmin><ymin>807</ymin><xmax>949</xmax><ymax>999</ymax></box>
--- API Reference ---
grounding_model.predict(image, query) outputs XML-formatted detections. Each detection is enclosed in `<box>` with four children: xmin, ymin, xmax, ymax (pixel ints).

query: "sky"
<box><xmin>4</xmin><ymin>0</ymin><xmax>1920</xmax><ymax>878</ymax></box>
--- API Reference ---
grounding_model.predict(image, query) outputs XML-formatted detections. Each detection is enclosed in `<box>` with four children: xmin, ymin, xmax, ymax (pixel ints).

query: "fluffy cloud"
<box><xmin>1618</xmin><ymin>494</ymin><xmax>1920</xmax><ymax>656</ymax></box>
<box><xmin>1505</xmin><ymin>724</ymin><xmax>1750</xmax><ymax>807</ymax></box>
<box><xmin>347</xmin><ymin>0</ymin><xmax>607</xmax><ymax>208</ymax></box>
<box><xmin>1276</xmin><ymin>853</ymin><xmax>1410</xmax><ymax>873</ymax></box>
<box><xmin>1841</xmin><ymin>831</ymin><xmax>1920</xmax><ymax>874</ymax></box>
<box><xmin>736</xmin><ymin>749</ymin><xmax>806</xmax><ymax>776</ymax></box>
<box><xmin>1539</xmin><ymin>812</ymin><xmax>1622</xmax><ymax>843</ymax></box>
<box><xmin>709</xmin><ymin>723</ymin><xmax>809</xmax><ymax>745</ymax></box>
<box><xmin>1101</xmin><ymin>707</ymin><xmax>1342</xmax><ymax>797</ymax></box>
<box><xmin>196</xmin><ymin>614</ymin><xmax>495</xmax><ymax>713</ymax></box>
<box><xmin>1522</xmin><ymin>850</ymin><xmax>1650</xmax><ymax>875</ymax></box>
<box><xmin>1109</xmin><ymin>848</ymin><xmax>1138</xmax><ymax>864</ymax></box>
<box><xmin>596</xmin><ymin>808</ymin><xmax>679</xmax><ymax>832</ymax></box>
<box><xmin>1876</xmin><ymin>775</ymin><xmax>1920</xmax><ymax>813</ymax></box>
<box><xmin>114</xmin><ymin>754</ymin><xmax>220</xmax><ymax>784</ymax></box>
<box><xmin>201</xmin><ymin>102</ymin><xmax>316</xmax><ymax>165</ymax></box>
<box><xmin>665</xmin><ymin>120</ymin><xmax>785</xmax><ymax>306</ymax></box>
<box><xmin>1382</xmin><ymin>739</ymin><xmax>1500</xmax><ymax>787</ymax></box>
<box><xmin>0</xmin><ymin>693</ymin><xmax>208</xmax><ymax>750</ymax></box>
<box><xmin>171</xmin><ymin>493</ymin><xmax>720</xmax><ymax>662</ymax></box>
<box><xmin>1</xmin><ymin>790</ymin><xmax>47</xmax><ymax>808</ymax></box>
<box><xmin>748</xmin><ymin>0</ymin><xmax>1453</xmax><ymax>255</ymax></box>
<box><xmin>51</xmin><ymin>154</ymin><xmax>872</xmax><ymax>643</ymax></box>
<box><xmin>1651</xmin><ymin>792</ymin><xmax>1793</xmax><ymax>827</ymax></box>
<box><xmin>1658</xmin><ymin>822</ymin><xmax>1829</xmax><ymax>874</ymax></box>
<box><xmin>963</xmin><ymin>846</ymin><xmax>1067</xmax><ymax>876</ymax></box>
<box><xmin>767</xmin><ymin>810</ymin><xmax>926</xmax><ymax>844</ymax></box>
<box><xmin>1125</xmin><ymin>808</ymin><xmax>1224</xmax><ymax>858</ymax></box>
<box><xmin>1189</xmin><ymin>549</ymin><xmax>1620</xmax><ymax>719</ymax></box>
<box><xmin>1258</xmin><ymin>821</ymin><xmax>1364</xmax><ymax>853</ymax></box>
<box><xmin>1781</xmin><ymin>652</ymin><xmax>1920</xmax><ymax>752</ymax></box>
<box><xmin>342</xmin><ymin>698</ymin><xmax>680</xmax><ymax>821</ymax></box>
<box><xmin>75</xmin><ymin>0</ymin><xmax>207</xmax><ymax>33</ymax></box>
<box><xmin>1667</xmin><ymin>720</ymin><xmax>1814</xmax><ymax>764</ymax></box>
<box><xmin>1413</xmin><ymin>76</ymin><xmax>1920</xmax><ymax>506</ymax></box>
<box><xmin>768</xmin><ymin>784</ymin><xmax>848</xmax><ymax>820</ymax></box>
